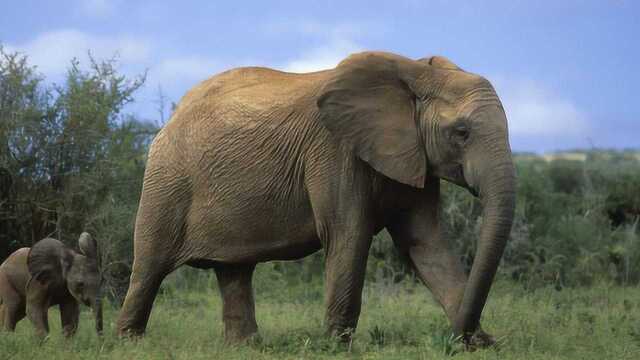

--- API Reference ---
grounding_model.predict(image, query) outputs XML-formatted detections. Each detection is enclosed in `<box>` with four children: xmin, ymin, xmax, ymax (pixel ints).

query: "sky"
<box><xmin>1</xmin><ymin>0</ymin><xmax>638</xmax><ymax>153</ymax></box>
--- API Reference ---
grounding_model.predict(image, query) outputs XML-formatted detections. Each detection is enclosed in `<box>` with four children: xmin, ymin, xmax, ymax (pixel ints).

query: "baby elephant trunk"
<box><xmin>93</xmin><ymin>291</ymin><xmax>103</xmax><ymax>335</ymax></box>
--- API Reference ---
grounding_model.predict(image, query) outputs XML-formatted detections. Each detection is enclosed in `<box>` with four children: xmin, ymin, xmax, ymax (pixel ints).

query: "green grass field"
<box><xmin>1</xmin><ymin>269</ymin><xmax>639</xmax><ymax>359</ymax></box>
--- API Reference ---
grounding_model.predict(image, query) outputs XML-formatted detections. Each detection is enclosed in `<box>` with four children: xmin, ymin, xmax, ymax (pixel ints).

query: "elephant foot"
<box><xmin>463</xmin><ymin>329</ymin><xmax>496</xmax><ymax>351</ymax></box>
<box><xmin>117</xmin><ymin>325</ymin><xmax>146</xmax><ymax>340</ymax></box>
<box><xmin>224</xmin><ymin>327</ymin><xmax>259</xmax><ymax>345</ymax></box>
<box><xmin>62</xmin><ymin>329</ymin><xmax>77</xmax><ymax>338</ymax></box>
<box><xmin>327</xmin><ymin>325</ymin><xmax>356</xmax><ymax>343</ymax></box>
<box><xmin>222</xmin><ymin>314</ymin><xmax>259</xmax><ymax>346</ymax></box>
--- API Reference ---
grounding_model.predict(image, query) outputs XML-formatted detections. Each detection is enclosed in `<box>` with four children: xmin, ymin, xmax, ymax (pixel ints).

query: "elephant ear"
<box><xmin>27</xmin><ymin>238</ymin><xmax>73</xmax><ymax>286</ymax></box>
<box><xmin>78</xmin><ymin>232</ymin><xmax>98</xmax><ymax>259</ymax></box>
<box><xmin>317</xmin><ymin>52</ymin><xmax>427</xmax><ymax>188</ymax></box>
<box><xmin>418</xmin><ymin>56</ymin><xmax>462</xmax><ymax>71</ymax></box>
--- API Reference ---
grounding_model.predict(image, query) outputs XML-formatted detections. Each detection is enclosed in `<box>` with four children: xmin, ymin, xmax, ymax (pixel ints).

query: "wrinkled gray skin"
<box><xmin>117</xmin><ymin>52</ymin><xmax>515</xmax><ymax>348</ymax></box>
<box><xmin>0</xmin><ymin>233</ymin><xmax>103</xmax><ymax>337</ymax></box>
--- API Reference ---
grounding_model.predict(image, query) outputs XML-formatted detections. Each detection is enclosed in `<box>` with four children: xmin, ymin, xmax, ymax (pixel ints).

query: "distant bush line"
<box><xmin>1</xmin><ymin>47</ymin><xmax>638</xmax><ymax>303</ymax></box>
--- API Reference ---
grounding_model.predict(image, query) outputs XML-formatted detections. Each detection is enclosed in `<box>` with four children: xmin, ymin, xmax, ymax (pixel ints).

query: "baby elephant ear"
<box><xmin>317</xmin><ymin>52</ymin><xmax>427</xmax><ymax>188</ymax></box>
<box><xmin>28</xmin><ymin>238</ymin><xmax>72</xmax><ymax>286</ymax></box>
<box><xmin>78</xmin><ymin>232</ymin><xmax>98</xmax><ymax>259</ymax></box>
<box><xmin>418</xmin><ymin>56</ymin><xmax>462</xmax><ymax>71</ymax></box>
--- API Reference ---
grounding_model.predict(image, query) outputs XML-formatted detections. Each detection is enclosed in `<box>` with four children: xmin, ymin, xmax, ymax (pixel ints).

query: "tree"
<box><xmin>0</xmin><ymin>46</ymin><xmax>153</xmax><ymax>274</ymax></box>
<box><xmin>0</xmin><ymin>46</ymin><xmax>53</xmax><ymax>259</ymax></box>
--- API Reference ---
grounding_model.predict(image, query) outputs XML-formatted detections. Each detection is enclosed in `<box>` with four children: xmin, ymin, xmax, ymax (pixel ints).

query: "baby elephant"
<box><xmin>0</xmin><ymin>233</ymin><xmax>103</xmax><ymax>337</ymax></box>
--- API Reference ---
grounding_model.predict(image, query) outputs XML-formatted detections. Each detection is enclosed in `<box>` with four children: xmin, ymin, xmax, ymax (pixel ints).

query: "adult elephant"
<box><xmin>117</xmin><ymin>52</ymin><xmax>515</xmax><ymax>347</ymax></box>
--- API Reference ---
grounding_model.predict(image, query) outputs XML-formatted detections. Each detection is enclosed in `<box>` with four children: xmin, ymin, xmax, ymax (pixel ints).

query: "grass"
<box><xmin>1</xmin><ymin>267</ymin><xmax>639</xmax><ymax>359</ymax></box>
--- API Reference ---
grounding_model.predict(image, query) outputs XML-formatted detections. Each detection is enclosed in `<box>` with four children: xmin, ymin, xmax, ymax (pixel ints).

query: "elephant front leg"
<box><xmin>387</xmin><ymin>181</ymin><xmax>495</xmax><ymax>349</ymax></box>
<box><xmin>60</xmin><ymin>300</ymin><xmax>79</xmax><ymax>337</ymax></box>
<box><xmin>307</xmin><ymin>157</ymin><xmax>375</xmax><ymax>341</ymax></box>
<box><xmin>25</xmin><ymin>282</ymin><xmax>50</xmax><ymax>338</ymax></box>
<box><xmin>26</xmin><ymin>302</ymin><xmax>49</xmax><ymax>338</ymax></box>
<box><xmin>323</xmin><ymin>229</ymin><xmax>373</xmax><ymax>340</ymax></box>
<box><xmin>406</xmin><ymin>243</ymin><xmax>495</xmax><ymax>348</ymax></box>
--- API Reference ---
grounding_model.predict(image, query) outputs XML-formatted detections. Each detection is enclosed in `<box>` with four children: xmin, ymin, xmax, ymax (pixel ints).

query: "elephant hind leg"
<box><xmin>117</xmin><ymin>228</ymin><xmax>177</xmax><ymax>336</ymax></box>
<box><xmin>116</xmin><ymin>256</ymin><xmax>172</xmax><ymax>337</ymax></box>
<box><xmin>214</xmin><ymin>263</ymin><xmax>258</xmax><ymax>343</ymax></box>
<box><xmin>0</xmin><ymin>303</ymin><xmax>4</xmax><ymax>329</ymax></box>
<box><xmin>3</xmin><ymin>303</ymin><xmax>26</xmax><ymax>332</ymax></box>
<box><xmin>116</xmin><ymin>178</ymin><xmax>190</xmax><ymax>337</ymax></box>
<box><xmin>0</xmin><ymin>275</ymin><xmax>25</xmax><ymax>332</ymax></box>
<box><xmin>3</xmin><ymin>300</ymin><xmax>26</xmax><ymax>332</ymax></box>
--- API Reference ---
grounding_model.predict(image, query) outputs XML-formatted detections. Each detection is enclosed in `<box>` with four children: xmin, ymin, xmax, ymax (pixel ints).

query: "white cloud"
<box><xmin>492</xmin><ymin>77</ymin><xmax>589</xmax><ymax>136</ymax></box>
<box><xmin>152</xmin><ymin>56</ymin><xmax>220</xmax><ymax>86</ymax></box>
<box><xmin>282</xmin><ymin>38</ymin><xmax>363</xmax><ymax>73</ymax></box>
<box><xmin>6</xmin><ymin>29</ymin><xmax>150</xmax><ymax>78</ymax></box>
<box><xmin>265</xmin><ymin>20</ymin><xmax>366</xmax><ymax>73</ymax></box>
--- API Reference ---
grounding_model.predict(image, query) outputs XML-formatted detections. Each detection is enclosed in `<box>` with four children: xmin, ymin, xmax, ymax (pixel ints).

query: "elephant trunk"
<box><xmin>93</xmin><ymin>289</ymin><xmax>104</xmax><ymax>335</ymax></box>
<box><xmin>453</xmin><ymin>150</ymin><xmax>516</xmax><ymax>340</ymax></box>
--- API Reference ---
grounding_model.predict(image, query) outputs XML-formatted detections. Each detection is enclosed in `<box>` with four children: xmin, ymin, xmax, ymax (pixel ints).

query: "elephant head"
<box><xmin>317</xmin><ymin>52</ymin><xmax>515</xmax><ymax>340</ymax></box>
<box><xmin>27</xmin><ymin>233</ymin><xmax>103</xmax><ymax>334</ymax></box>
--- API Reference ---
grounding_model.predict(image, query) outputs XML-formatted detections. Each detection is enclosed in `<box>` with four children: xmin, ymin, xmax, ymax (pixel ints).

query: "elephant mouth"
<box><xmin>467</xmin><ymin>185</ymin><xmax>479</xmax><ymax>197</ymax></box>
<box><xmin>438</xmin><ymin>164</ymin><xmax>479</xmax><ymax>197</ymax></box>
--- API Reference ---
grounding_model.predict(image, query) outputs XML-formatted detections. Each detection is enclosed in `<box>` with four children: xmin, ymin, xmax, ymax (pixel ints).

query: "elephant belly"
<box><xmin>185</xmin><ymin>191</ymin><xmax>322</xmax><ymax>264</ymax></box>
<box><xmin>162</xmin><ymin>88</ymin><xmax>329</xmax><ymax>265</ymax></box>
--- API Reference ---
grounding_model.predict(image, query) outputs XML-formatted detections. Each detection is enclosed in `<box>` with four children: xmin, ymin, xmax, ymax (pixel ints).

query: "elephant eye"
<box><xmin>452</xmin><ymin>123</ymin><xmax>470</xmax><ymax>143</ymax></box>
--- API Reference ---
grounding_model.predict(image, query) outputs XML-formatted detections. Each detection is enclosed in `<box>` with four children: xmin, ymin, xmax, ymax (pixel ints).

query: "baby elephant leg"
<box><xmin>0</xmin><ymin>278</ymin><xmax>26</xmax><ymax>332</ymax></box>
<box><xmin>60</xmin><ymin>300</ymin><xmax>80</xmax><ymax>337</ymax></box>
<box><xmin>2</xmin><ymin>300</ymin><xmax>26</xmax><ymax>331</ymax></box>
<box><xmin>26</xmin><ymin>281</ymin><xmax>50</xmax><ymax>338</ymax></box>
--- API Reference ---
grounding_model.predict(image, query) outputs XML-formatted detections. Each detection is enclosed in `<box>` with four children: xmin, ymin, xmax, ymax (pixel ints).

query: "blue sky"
<box><xmin>1</xmin><ymin>0</ymin><xmax>638</xmax><ymax>152</ymax></box>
